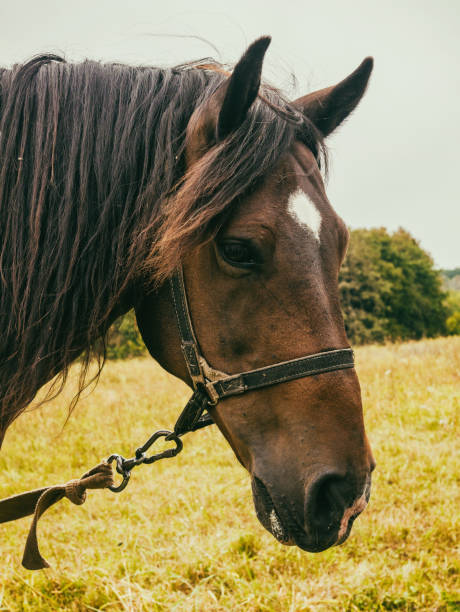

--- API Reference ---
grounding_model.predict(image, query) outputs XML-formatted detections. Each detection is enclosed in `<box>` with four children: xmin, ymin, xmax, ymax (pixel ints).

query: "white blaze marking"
<box><xmin>337</xmin><ymin>494</ymin><xmax>368</xmax><ymax>541</ymax></box>
<box><xmin>288</xmin><ymin>188</ymin><xmax>322</xmax><ymax>242</ymax></box>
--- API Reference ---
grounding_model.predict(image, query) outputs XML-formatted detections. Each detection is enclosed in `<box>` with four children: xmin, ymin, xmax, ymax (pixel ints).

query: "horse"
<box><xmin>0</xmin><ymin>37</ymin><xmax>375</xmax><ymax>553</ymax></box>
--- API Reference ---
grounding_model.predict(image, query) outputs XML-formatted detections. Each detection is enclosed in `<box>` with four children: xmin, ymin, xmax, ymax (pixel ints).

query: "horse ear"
<box><xmin>294</xmin><ymin>57</ymin><xmax>373</xmax><ymax>137</ymax></box>
<box><xmin>216</xmin><ymin>36</ymin><xmax>271</xmax><ymax>139</ymax></box>
<box><xmin>186</xmin><ymin>37</ymin><xmax>271</xmax><ymax>162</ymax></box>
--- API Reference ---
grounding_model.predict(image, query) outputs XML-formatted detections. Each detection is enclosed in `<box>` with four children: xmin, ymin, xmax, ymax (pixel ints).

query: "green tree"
<box><xmin>446</xmin><ymin>311</ymin><xmax>460</xmax><ymax>335</ymax></box>
<box><xmin>340</xmin><ymin>228</ymin><xmax>448</xmax><ymax>344</ymax></box>
<box><xmin>339</xmin><ymin>229</ymin><xmax>390</xmax><ymax>344</ymax></box>
<box><xmin>106</xmin><ymin>310</ymin><xmax>146</xmax><ymax>359</ymax></box>
<box><xmin>444</xmin><ymin>290</ymin><xmax>460</xmax><ymax>335</ymax></box>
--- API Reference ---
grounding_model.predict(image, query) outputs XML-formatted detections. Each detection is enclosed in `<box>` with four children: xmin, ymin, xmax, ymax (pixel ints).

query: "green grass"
<box><xmin>0</xmin><ymin>337</ymin><xmax>459</xmax><ymax>611</ymax></box>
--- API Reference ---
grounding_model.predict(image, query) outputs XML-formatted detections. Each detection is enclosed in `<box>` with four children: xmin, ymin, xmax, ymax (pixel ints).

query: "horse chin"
<box><xmin>251</xmin><ymin>476</ymin><xmax>293</xmax><ymax>545</ymax></box>
<box><xmin>251</xmin><ymin>476</ymin><xmax>339</xmax><ymax>552</ymax></box>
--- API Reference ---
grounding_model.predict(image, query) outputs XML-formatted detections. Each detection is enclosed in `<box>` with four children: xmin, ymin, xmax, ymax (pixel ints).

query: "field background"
<box><xmin>0</xmin><ymin>337</ymin><xmax>458</xmax><ymax>611</ymax></box>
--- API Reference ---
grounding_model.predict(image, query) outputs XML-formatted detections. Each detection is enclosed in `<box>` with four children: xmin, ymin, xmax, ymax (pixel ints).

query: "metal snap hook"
<box><xmin>140</xmin><ymin>430</ymin><xmax>183</xmax><ymax>464</ymax></box>
<box><xmin>106</xmin><ymin>430</ymin><xmax>184</xmax><ymax>493</ymax></box>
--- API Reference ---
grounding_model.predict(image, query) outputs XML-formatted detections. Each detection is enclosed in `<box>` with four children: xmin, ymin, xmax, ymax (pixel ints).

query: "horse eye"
<box><xmin>219</xmin><ymin>240</ymin><xmax>257</xmax><ymax>268</ymax></box>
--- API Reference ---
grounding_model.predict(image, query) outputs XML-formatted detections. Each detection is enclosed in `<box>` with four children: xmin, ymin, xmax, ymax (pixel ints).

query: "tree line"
<box><xmin>339</xmin><ymin>228</ymin><xmax>459</xmax><ymax>343</ymax></box>
<box><xmin>107</xmin><ymin>227</ymin><xmax>460</xmax><ymax>357</ymax></box>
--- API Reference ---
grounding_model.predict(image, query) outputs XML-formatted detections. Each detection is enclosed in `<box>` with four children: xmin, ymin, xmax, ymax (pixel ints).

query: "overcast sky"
<box><xmin>1</xmin><ymin>0</ymin><xmax>458</xmax><ymax>268</ymax></box>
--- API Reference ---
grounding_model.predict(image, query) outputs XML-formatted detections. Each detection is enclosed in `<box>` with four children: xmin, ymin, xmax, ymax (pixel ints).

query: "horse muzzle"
<box><xmin>251</xmin><ymin>470</ymin><xmax>372</xmax><ymax>552</ymax></box>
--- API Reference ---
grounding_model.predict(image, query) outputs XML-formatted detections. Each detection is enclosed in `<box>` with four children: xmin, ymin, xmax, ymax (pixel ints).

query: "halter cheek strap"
<box><xmin>170</xmin><ymin>267</ymin><xmax>354</xmax><ymax>432</ymax></box>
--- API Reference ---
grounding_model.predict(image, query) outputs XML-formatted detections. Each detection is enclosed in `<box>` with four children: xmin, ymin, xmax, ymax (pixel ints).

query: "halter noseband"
<box><xmin>169</xmin><ymin>267</ymin><xmax>355</xmax><ymax>434</ymax></box>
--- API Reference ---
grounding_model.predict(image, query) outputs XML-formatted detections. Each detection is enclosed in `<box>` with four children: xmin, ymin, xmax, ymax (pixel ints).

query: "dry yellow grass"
<box><xmin>0</xmin><ymin>336</ymin><xmax>459</xmax><ymax>611</ymax></box>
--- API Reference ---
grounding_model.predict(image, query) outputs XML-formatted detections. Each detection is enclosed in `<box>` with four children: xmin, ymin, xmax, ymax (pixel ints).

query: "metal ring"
<box><xmin>107</xmin><ymin>454</ymin><xmax>131</xmax><ymax>493</ymax></box>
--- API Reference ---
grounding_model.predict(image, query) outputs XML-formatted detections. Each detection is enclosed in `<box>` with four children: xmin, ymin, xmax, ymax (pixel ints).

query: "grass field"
<box><xmin>0</xmin><ymin>337</ymin><xmax>459</xmax><ymax>611</ymax></box>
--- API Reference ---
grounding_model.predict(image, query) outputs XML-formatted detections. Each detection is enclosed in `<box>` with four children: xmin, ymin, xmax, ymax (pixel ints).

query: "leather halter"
<box><xmin>169</xmin><ymin>267</ymin><xmax>355</xmax><ymax>434</ymax></box>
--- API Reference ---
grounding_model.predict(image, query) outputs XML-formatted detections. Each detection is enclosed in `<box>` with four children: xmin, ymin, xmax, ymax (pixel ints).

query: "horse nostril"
<box><xmin>306</xmin><ymin>472</ymin><xmax>353</xmax><ymax>534</ymax></box>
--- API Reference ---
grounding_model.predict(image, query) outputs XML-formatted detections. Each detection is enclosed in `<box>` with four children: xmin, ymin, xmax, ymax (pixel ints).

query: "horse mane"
<box><xmin>0</xmin><ymin>53</ymin><xmax>325</xmax><ymax>434</ymax></box>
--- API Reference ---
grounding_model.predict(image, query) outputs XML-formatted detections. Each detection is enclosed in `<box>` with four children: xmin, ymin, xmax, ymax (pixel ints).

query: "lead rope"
<box><xmin>0</xmin><ymin>388</ymin><xmax>214</xmax><ymax>570</ymax></box>
<box><xmin>0</xmin><ymin>463</ymin><xmax>114</xmax><ymax>569</ymax></box>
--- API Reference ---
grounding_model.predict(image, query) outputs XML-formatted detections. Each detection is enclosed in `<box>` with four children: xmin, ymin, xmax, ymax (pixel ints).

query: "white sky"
<box><xmin>1</xmin><ymin>0</ymin><xmax>458</xmax><ymax>268</ymax></box>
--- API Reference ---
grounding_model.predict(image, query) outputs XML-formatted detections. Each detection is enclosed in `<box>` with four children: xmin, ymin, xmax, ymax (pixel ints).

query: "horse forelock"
<box><xmin>0</xmin><ymin>53</ymin><xmax>325</xmax><ymax>429</ymax></box>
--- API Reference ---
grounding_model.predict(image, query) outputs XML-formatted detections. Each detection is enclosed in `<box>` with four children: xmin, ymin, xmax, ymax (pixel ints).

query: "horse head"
<box><xmin>136</xmin><ymin>38</ymin><xmax>375</xmax><ymax>552</ymax></box>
